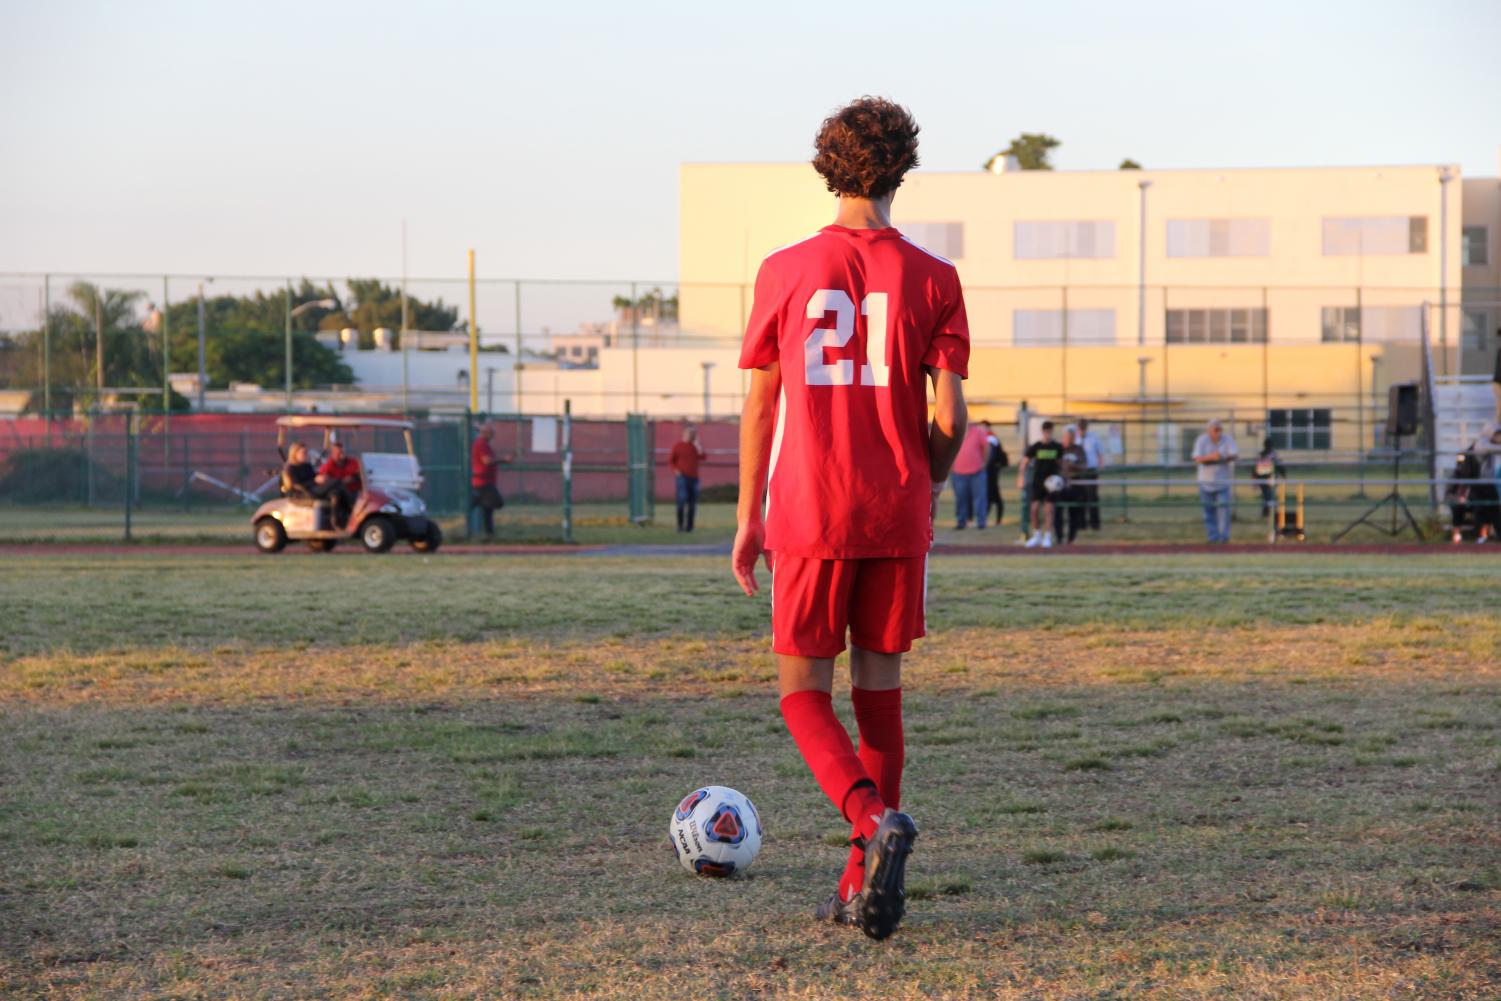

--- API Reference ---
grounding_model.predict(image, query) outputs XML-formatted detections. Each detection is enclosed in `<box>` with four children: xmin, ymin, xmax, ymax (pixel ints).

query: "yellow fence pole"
<box><xmin>468</xmin><ymin>249</ymin><xmax>479</xmax><ymax>413</ymax></box>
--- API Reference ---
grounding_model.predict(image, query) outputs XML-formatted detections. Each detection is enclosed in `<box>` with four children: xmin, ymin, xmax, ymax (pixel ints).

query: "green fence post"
<box><xmin>562</xmin><ymin>399</ymin><xmax>573</xmax><ymax>544</ymax></box>
<box><xmin>462</xmin><ymin>410</ymin><xmax>474</xmax><ymax>539</ymax></box>
<box><xmin>646</xmin><ymin>417</ymin><xmax>655</xmax><ymax>523</ymax></box>
<box><xmin>85</xmin><ymin>411</ymin><xmax>95</xmax><ymax>509</ymax></box>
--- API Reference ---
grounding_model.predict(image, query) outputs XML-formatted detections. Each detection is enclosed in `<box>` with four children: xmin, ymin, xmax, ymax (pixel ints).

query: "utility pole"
<box><xmin>41</xmin><ymin>275</ymin><xmax>50</xmax><ymax>415</ymax></box>
<box><xmin>284</xmin><ymin>281</ymin><xmax>294</xmax><ymax>410</ymax></box>
<box><xmin>94</xmin><ymin>293</ymin><xmax>105</xmax><ymax>399</ymax></box>
<box><xmin>467</xmin><ymin>250</ymin><xmax>478</xmax><ymax>413</ymax></box>
<box><xmin>401</xmin><ymin>221</ymin><xmax>410</xmax><ymax>414</ymax></box>
<box><xmin>196</xmin><ymin>283</ymin><xmax>207</xmax><ymax>411</ymax></box>
<box><xmin>162</xmin><ymin>277</ymin><xmax>170</xmax><ymax>424</ymax></box>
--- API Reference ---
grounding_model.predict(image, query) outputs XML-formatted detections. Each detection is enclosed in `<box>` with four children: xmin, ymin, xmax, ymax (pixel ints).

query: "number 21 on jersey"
<box><xmin>804</xmin><ymin>289</ymin><xmax>889</xmax><ymax>388</ymax></box>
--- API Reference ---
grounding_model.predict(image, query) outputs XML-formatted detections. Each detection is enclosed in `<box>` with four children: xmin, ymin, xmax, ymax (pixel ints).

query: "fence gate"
<box><xmin>627</xmin><ymin>413</ymin><xmax>654</xmax><ymax>524</ymax></box>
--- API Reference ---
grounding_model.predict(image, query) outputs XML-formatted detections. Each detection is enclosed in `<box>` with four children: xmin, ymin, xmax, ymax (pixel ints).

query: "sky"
<box><xmin>1</xmin><ymin>0</ymin><xmax>1498</xmax><ymax>290</ymax></box>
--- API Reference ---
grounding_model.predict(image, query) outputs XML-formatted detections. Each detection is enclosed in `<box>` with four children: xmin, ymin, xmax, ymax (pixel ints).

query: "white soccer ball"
<box><xmin>669</xmin><ymin>785</ymin><xmax>762</xmax><ymax>877</ymax></box>
<box><xmin>1043</xmin><ymin>474</ymin><xmax>1066</xmax><ymax>494</ymax></box>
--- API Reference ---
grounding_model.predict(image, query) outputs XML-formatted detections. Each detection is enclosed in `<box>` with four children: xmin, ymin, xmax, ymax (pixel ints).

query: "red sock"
<box><xmin>852</xmin><ymin>686</ymin><xmax>905</xmax><ymax>810</ymax></box>
<box><xmin>839</xmin><ymin>686</ymin><xmax>905</xmax><ymax>900</ymax></box>
<box><xmin>780</xmin><ymin>690</ymin><xmax>886</xmax><ymax>839</ymax></box>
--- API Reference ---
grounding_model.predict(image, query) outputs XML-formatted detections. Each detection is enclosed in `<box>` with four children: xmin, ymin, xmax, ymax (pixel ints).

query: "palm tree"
<box><xmin>66</xmin><ymin>281</ymin><xmax>143</xmax><ymax>398</ymax></box>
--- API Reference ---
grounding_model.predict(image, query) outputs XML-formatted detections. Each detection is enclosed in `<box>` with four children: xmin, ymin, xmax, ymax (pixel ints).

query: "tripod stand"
<box><xmin>1332</xmin><ymin>443</ymin><xmax>1424</xmax><ymax>542</ymax></box>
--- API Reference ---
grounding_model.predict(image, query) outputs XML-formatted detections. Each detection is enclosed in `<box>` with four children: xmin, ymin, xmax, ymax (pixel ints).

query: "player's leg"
<box><xmin>774</xmin><ymin>558</ymin><xmax>887</xmax><ymax>852</ymax></box>
<box><xmin>842</xmin><ymin>557</ymin><xmax>924</xmax><ymax>939</ymax></box>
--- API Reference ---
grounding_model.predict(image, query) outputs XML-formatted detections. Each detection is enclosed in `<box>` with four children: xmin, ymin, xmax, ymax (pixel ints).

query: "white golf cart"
<box><xmin>251</xmin><ymin>416</ymin><xmax>442</xmax><ymax>554</ymax></box>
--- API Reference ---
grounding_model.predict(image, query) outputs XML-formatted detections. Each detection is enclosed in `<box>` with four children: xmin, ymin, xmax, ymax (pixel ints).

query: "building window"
<box><xmin>1013</xmin><ymin>309</ymin><xmax>1116</xmax><ymax>346</ymax></box>
<box><xmin>1321</xmin><ymin>305</ymin><xmax>1422</xmax><ymax>343</ymax></box>
<box><xmin>1463</xmin><ymin>309</ymin><xmax>1492</xmax><ymax>352</ymax></box>
<box><xmin>1463</xmin><ymin>226</ymin><xmax>1489</xmax><ymax>266</ymax></box>
<box><xmin>901</xmin><ymin>222</ymin><xmax>964</xmax><ymax>259</ymax></box>
<box><xmin>1166</xmin><ymin>218</ymin><xmax>1270</xmax><ymax>257</ymax></box>
<box><xmin>1014</xmin><ymin>220</ymin><xmax>1115</xmax><ymax>259</ymax></box>
<box><xmin>1322</xmin><ymin>216</ymin><xmax>1427</xmax><ymax>255</ymax></box>
<box><xmin>1165</xmin><ymin>308</ymin><xmax>1267</xmax><ymax>344</ymax></box>
<box><xmin>1268</xmin><ymin>409</ymin><xmax>1332</xmax><ymax>450</ymax></box>
<box><xmin>1321</xmin><ymin>306</ymin><xmax>1360</xmax><ymax>343</ymax></box>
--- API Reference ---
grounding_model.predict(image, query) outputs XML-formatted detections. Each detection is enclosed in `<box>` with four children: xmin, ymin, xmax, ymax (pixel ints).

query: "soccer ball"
<box><xmin>669</xmin><ymin>785</ymin><xmax>762</xmax><ymax>877</ymax></box>
<box><xmin>1043</xmin><ymin>474</ymin><xmax>1066</xmax><ymax>495</ymax></box>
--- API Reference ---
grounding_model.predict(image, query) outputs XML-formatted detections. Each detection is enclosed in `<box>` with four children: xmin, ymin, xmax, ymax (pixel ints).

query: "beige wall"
<box><xmin>678</xmin><ymin>161</ymin><xmax>1478</xmax><ymax>452</ymax></box>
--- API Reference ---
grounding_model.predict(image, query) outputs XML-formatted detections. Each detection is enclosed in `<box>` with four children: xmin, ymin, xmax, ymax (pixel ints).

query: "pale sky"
<box><xmin>2</xmin><ymin>0</ymin><xmax>1497</xmax><ymax>289</ymax></box>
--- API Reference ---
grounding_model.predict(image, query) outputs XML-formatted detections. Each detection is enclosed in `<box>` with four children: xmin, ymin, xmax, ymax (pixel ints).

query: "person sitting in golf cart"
<box><xmin>282</xmin><ymin>442</ymin><xmax>317</xmax><ymax>498</ymax></box>
<box><xmin>315</xmin><ymin>438</ymin><xmax>362</xmax><ymax>528</ymax></box>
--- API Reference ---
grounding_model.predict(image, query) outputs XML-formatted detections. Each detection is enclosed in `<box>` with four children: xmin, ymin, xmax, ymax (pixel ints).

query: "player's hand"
<box><xmin>731</xmin><ymin>521</ymin><xmax>768</xmax><ymax>597</ymax></box>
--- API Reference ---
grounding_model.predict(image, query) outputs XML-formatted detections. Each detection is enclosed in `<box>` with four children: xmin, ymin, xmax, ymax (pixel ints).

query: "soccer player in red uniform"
<box><xmin>732</xmin><ymin>97</ymin><xmax>970</xmax><ymax>940</ymax></box>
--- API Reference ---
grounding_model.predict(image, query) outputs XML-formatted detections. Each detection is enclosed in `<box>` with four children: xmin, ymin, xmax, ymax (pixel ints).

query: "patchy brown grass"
<box><xmin>2</xmin><ymin>554</ymin><xmax>1500</xmax><ymax>998</ymax></box>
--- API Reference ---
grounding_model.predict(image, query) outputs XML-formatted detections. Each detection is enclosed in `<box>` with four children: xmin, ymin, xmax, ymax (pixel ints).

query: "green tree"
<box><xmin>611</xmin><ymin>288</ymin><xmax>679</xmax><ymax>324</ymax></box>
<box><xmin>317</xmin><ymin>279</ymin><xmax>460</xmax><ymax>348</ymax></box>
<box><xmin>163</xmin><ymin>282</ymin><xmax>353</xmax><ymax>390</ymax></box>
<box><xmin>1119</xmin><ymin>158</ymin><xmax>1142</xmax><ymax>170</ymax></box>
<box><xmin>0</xmin><ymin>282</ymin><xmax>187</xmax><ymax>413</ymax></box>
<box><xmin>984</xmin><ymin>133</ymin><xmax>1061</xmax><ymax>171</ymax></box>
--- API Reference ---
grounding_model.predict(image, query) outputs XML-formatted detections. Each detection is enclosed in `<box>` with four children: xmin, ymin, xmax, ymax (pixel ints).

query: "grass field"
<box><xmin>0</xmin><ymin>485</ymin><xmax>1455</xmax><ymax>548</ymax></box>
<box><xmin>2</xmin><ymin>551</ymin><xmax>1499</xmax><ymax>999</ymax></box>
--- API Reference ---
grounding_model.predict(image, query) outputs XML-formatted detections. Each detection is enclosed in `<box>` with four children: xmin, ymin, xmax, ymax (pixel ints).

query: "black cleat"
<box><xmin>857</xmin><ymin>809</ymin><xmax>918</xmax><ymax>940</ymax></box>
<box><xmin>814</xmin><ymin>891</ymin><xmax>861</xmax><ymax>927</ymax></box>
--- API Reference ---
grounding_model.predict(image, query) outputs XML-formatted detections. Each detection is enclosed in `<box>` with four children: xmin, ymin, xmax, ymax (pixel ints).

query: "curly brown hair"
<box><xmin>812</xmin><ymin>97</ymin><xmax>920</xmax><ymax>200</ymax></box>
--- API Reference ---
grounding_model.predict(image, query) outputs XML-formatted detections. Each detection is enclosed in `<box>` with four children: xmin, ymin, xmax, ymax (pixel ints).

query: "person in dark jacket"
<box><xmin>282</xmin><ymin>441</ymin><xmax>317</xmax><ymax>497</ymax></box>
<box><xmin>1251</xmin><ymin>438</ymin><xmax>1286</xmax><ymax>519</ymax></box>
<box><xmin>982</xmin><ymin>420</ymin><xmax>1008</xmax><ymax>526</ymax></box>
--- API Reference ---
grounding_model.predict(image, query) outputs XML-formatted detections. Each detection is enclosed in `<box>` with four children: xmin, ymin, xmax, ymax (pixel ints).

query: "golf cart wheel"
<box><xmin>306</xmin><ymin>539</ymin><xmax>337</xmax><ymax>553</ymax></box>
<box><xmin>361</xmin><ymin>516</ymin><xmax>396</xmax><ymax>553</ymax></box>
<box><xmin>411</xmin><ymin>522</ymin><xmax>442</xmax><ymax>553</ymax></box>
<box><xmin>254</xmin><ymin>518</ymin><xmax>287</xmax><ymax>554</ymax></box>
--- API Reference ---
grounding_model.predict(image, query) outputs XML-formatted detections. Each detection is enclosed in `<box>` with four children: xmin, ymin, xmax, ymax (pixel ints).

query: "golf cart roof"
<box><xmin>276</xmin><ymin>416</ymin><xmax>415</xmax><ymax>431</ymax></box>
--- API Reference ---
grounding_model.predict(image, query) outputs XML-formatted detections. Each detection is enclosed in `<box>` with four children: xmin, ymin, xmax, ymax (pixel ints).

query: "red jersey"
<box><xmin>318</xmin><ymin>455</ymin><xmax>361</xmax><ymax>490</ymax></box>
<box><xmin>738</xmin><ymin>225</ymin><xmax>970</xmax><ymax>558</ymax></box>
<box><xmin>471</xmin><ymin>436</ymin><xmax>497</xmax><ymax>488</ymax></box>
<box><xmin>669</xmin><ymin>440</ymin><xmax>703</xmax><ymax>478</ymax></box>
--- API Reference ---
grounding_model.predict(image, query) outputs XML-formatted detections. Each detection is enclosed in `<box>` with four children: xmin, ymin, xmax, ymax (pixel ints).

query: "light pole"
<box><xmin>701</xmin><ymin>361</ymin><xmax>716</xmax><ymax>422</ymax></box>
<box><xmin>1137</xmin><ymin>178</ymin><xmax>1152</xmax><ymax>347</ymax></box>
<box><xmin>1438</xmin><ymin>166</ymin><xmax>1454</xmax><ymax>376</ymax></box>
<box><xmin>1137</xmin><ymin>355</ymin><xmax>1152</xmax><ymax>463</ymax></box>
<box><xmin>286</xmin><ymin>294</ymin><xmax>337</xmax><ymax>410</ymax></box>
<box><xmin>196</xmin><ymin>282</ymin><xmax>207</xmax><ymax>410</ymax></box>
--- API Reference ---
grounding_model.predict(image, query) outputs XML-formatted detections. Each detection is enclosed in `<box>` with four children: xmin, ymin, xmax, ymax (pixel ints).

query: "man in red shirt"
<box><xmin>470</xmin><ymin>420</ymin><xmax>512</xmax><ymax>539</ymax></box>
<box><xmin>668</xmin><ymin>425</ymin><xmax>706</xmax><ymax>532</ymax></box>
<box><xmin>315</xmin><ymin>438</ymin><xmax>361</xmax><ymax>528</ymax></box>
<box><xmin>949</xmin><ymin>422</ymin><xmax>991</xmax><ymax>530</ymax></box>
<box><xmin>732</xmin><ymin>96</ymin><xmax>969</xmax><ymax>940</ymax></box>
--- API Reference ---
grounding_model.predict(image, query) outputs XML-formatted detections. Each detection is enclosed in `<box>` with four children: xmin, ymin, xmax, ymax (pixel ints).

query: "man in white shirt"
<box><xmin>1077</xmin><ymin>418</ymin><xmax>1105</xmax><ymax>532</ymax></box>
<box><xmin>1191</xmin><ymin>418</ymin><xmax>1238</xmax><ymax>543</ymax></box>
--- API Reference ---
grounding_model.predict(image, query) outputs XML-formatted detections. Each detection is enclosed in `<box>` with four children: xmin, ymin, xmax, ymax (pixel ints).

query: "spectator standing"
<box><xmin>1191</xmin><ymin>418</ymin><xmax>1238</xmax><ymax>543</ymax></box>
<box><xmin>470</xmin><ymin>421</ymin><xmax>512</xmax><ymax>539</ymax></box>
<box><xmin>1251</xmin><ymin>437</ymin><xmax>1286</xmax><ymax>519</ymax></box>
<box><xmin>1018</xmin><ymin>420</ymin><xmax>1063</xmax><ymax>548</ymax></box>
<box><xmin>669</xmin><ymin>425</ymin><xmax>707</xmax><ymax>532</ymax></box>
<box><xmin>982</xmin><ymin>420</ymin><xmax>1009</xmax><ymax>527</ymax></box>
<box><xmin>1076</xmin><ymin>418</ymin><xmax>1104</xmax><ymax>531</ymax></box>
<box><xmin>1055</xmin><ymin>425</ymin><xmax>1087</xmax><ymax>545</ymax></box>
<box><xmin>950</xmin><ymin>422</ymin><xmax>990</xmax><ymax>529</ymax></box>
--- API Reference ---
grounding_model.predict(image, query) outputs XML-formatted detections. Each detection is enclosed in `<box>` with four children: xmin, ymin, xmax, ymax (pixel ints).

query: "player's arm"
<box><xmin>732</xmin><ymin>362</ymin><xmax>780</xmax><ymax>596</ymax></box>
<box><xmin>927</xmin><ymin>367</ymin><xmax>966</xmax><ymax>484</ymax></box>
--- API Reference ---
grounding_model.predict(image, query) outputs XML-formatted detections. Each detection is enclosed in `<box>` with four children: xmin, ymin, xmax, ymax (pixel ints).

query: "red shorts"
<box><xmin>771</xmin><ymin>554</ymin><xmax>928</xmax><ymax>658</ymax></box>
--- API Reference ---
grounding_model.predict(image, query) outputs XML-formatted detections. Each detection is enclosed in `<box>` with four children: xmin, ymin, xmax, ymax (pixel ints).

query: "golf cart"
<box><xmin>251</xmin><ymin>416</ymin><xmax>442</xmax><ymax>554</ymax></box>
